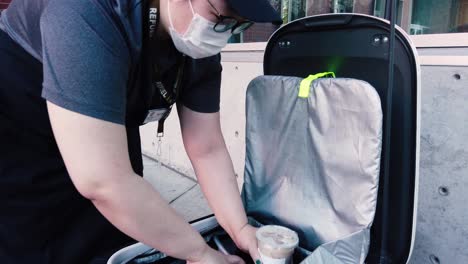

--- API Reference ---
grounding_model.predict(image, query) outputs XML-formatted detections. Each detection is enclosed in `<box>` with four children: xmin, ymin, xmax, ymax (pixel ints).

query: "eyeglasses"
<box><xmin>206</xmin><ymin>0</ymin><xmax>254</xmax><ymax>35</ymax></box>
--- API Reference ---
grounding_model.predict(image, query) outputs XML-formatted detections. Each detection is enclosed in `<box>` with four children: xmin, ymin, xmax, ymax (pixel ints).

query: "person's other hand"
<box><xmin>187</xmin><ymin>246</ymin><xmax>245</xmax><ymax>264</ymax></box>
<box><xmin>234</xmin><ymin>224</ymin><xmax>261</xmax><ymax>263</ymax></box>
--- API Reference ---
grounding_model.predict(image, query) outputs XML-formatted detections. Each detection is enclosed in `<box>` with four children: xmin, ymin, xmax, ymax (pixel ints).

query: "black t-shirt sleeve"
<box><xmin>179</xmin><ymin>54</ymin><xmax>222</xmax><ymax>113</ymax></box>
<box><xmin>40</xmin><ymin>0</ymin><xmax>130</xmax><ymax>124</ymax></box>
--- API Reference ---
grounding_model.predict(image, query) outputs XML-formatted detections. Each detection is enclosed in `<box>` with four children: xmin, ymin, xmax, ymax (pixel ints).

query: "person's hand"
<box><xmin>233</xmin><ymin>224</ymin><xmax>261</xmax><ymax>263</ymax></box>
<box><xmin>187</xmin><ymin>246</ymin><xmax>245</xmax><ymax>264</ymax></box>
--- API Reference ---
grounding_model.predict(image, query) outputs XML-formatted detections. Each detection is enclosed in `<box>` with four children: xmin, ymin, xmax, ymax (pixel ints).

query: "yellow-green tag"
<box><xmin>298</xmin><ymin>72</ymin><xmax>335</xmax><ymax>98</ymax></box>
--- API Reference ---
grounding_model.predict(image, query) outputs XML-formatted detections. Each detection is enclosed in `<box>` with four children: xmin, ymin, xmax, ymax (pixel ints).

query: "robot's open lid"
<box><xmin>263</xmin><ymin>14</ymin><xmax>420</xmax><ymax>263</ymax></box>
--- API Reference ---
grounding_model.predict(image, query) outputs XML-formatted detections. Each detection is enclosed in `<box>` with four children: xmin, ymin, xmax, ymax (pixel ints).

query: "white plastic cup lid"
<box><xmin>256</xmin><ymin>225</ymin><xmax>299</xmax><ymax>252</ymax></box>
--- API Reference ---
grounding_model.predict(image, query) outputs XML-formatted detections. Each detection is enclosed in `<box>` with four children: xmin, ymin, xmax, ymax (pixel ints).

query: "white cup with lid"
<box><xmin>256</xmin><ymin>225</ymin><xmax>299</xmax><ymax>264</ymax></box>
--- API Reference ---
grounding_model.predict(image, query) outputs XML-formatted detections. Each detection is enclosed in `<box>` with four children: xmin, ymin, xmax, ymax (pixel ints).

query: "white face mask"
<box><xmin>167</xmin><ymin>0</ymin><xmax>232</xmax><ymax>59</ymax></box>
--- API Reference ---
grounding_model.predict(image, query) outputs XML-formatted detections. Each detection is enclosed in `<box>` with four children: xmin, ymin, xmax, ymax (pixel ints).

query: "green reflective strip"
<box><xmin>298</xmin><ymin>72</ymin><xmax>336</xmax><ymax>98</ymax></box>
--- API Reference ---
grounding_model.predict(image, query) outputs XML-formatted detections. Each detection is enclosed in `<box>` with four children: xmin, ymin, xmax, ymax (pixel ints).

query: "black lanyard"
<box><xmin>148</xmin><ymin>2</ymin><xmax>185</xmax><ymax>106</ymax></box>
<box><xmin>144</xmin><ymin>0</ymin><xmax>186</xmax><ymax>135</ymax></box>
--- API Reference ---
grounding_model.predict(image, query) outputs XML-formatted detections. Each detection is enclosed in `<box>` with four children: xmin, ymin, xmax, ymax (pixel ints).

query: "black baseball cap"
<box><xmin>226</xmin><ymin>0</ymin><xmax>283</xmax><ymax>25</ymax></box>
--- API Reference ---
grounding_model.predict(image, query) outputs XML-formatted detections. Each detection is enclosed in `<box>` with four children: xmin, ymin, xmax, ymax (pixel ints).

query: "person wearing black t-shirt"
<box><xmin>0</xmin><ymin>0</ymin><xmax>281</xmax><ymax>263</ymax></box>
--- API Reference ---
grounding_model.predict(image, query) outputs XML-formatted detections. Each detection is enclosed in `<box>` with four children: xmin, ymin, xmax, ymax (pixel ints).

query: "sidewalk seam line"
<box><xmin>169</xmin><ymin>184</ymin><xmax>198</xmax><ymax>204</ymax></box>
<box><xmin>143</xmin><ymin>154</ymin><xmax>198</xmax><ymax>183</ymax></box>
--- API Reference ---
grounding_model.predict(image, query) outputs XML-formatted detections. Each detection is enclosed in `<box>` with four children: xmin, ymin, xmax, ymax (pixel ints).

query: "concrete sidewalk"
<box><xmin>142</xmin><ymin>155</ymin><xmax>212</xmax><ymax>222</ymax></box>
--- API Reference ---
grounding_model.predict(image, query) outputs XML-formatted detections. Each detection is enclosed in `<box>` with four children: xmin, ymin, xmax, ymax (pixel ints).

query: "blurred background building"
<box><xmin>234</xmin><ymin>0</ymin><xmax>468</xmax><ymax>42</ymax></box>
<box><xmin>2</xmin><ymin>0</ymin><xmax>466</xmax><ymax>40</ymax></box>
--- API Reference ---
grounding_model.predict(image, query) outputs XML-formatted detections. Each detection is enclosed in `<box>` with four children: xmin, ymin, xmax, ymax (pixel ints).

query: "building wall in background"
<box><xmin>3</xmin><ymin>0</ymin><xmax>465</xmax><ymax>39</ymax></box>
<box><xmin>242</xmin><ymin>0</ymin><xmax>468</xmax><ymax>43</ymax></box>
<box><xmin>241</xmin><ymin>23</ymin><xmax>280</xmax><ymax>43</ymax></box>
<box><xmin>242</xmin><ymin>0</ymin><xmax>376</xmax><ymax>43</ymax></box>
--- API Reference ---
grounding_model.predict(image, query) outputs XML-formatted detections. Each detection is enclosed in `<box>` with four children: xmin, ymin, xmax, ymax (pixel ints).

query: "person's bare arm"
<box><xmin>178</xmin><ymin>105</ymin><xmax>260</xmax><ymax>261</ymax></box>
<box><xmin>47</xmin><ymin>102</ymin><xmax>210</xmax><ymax>262</ymax></box>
